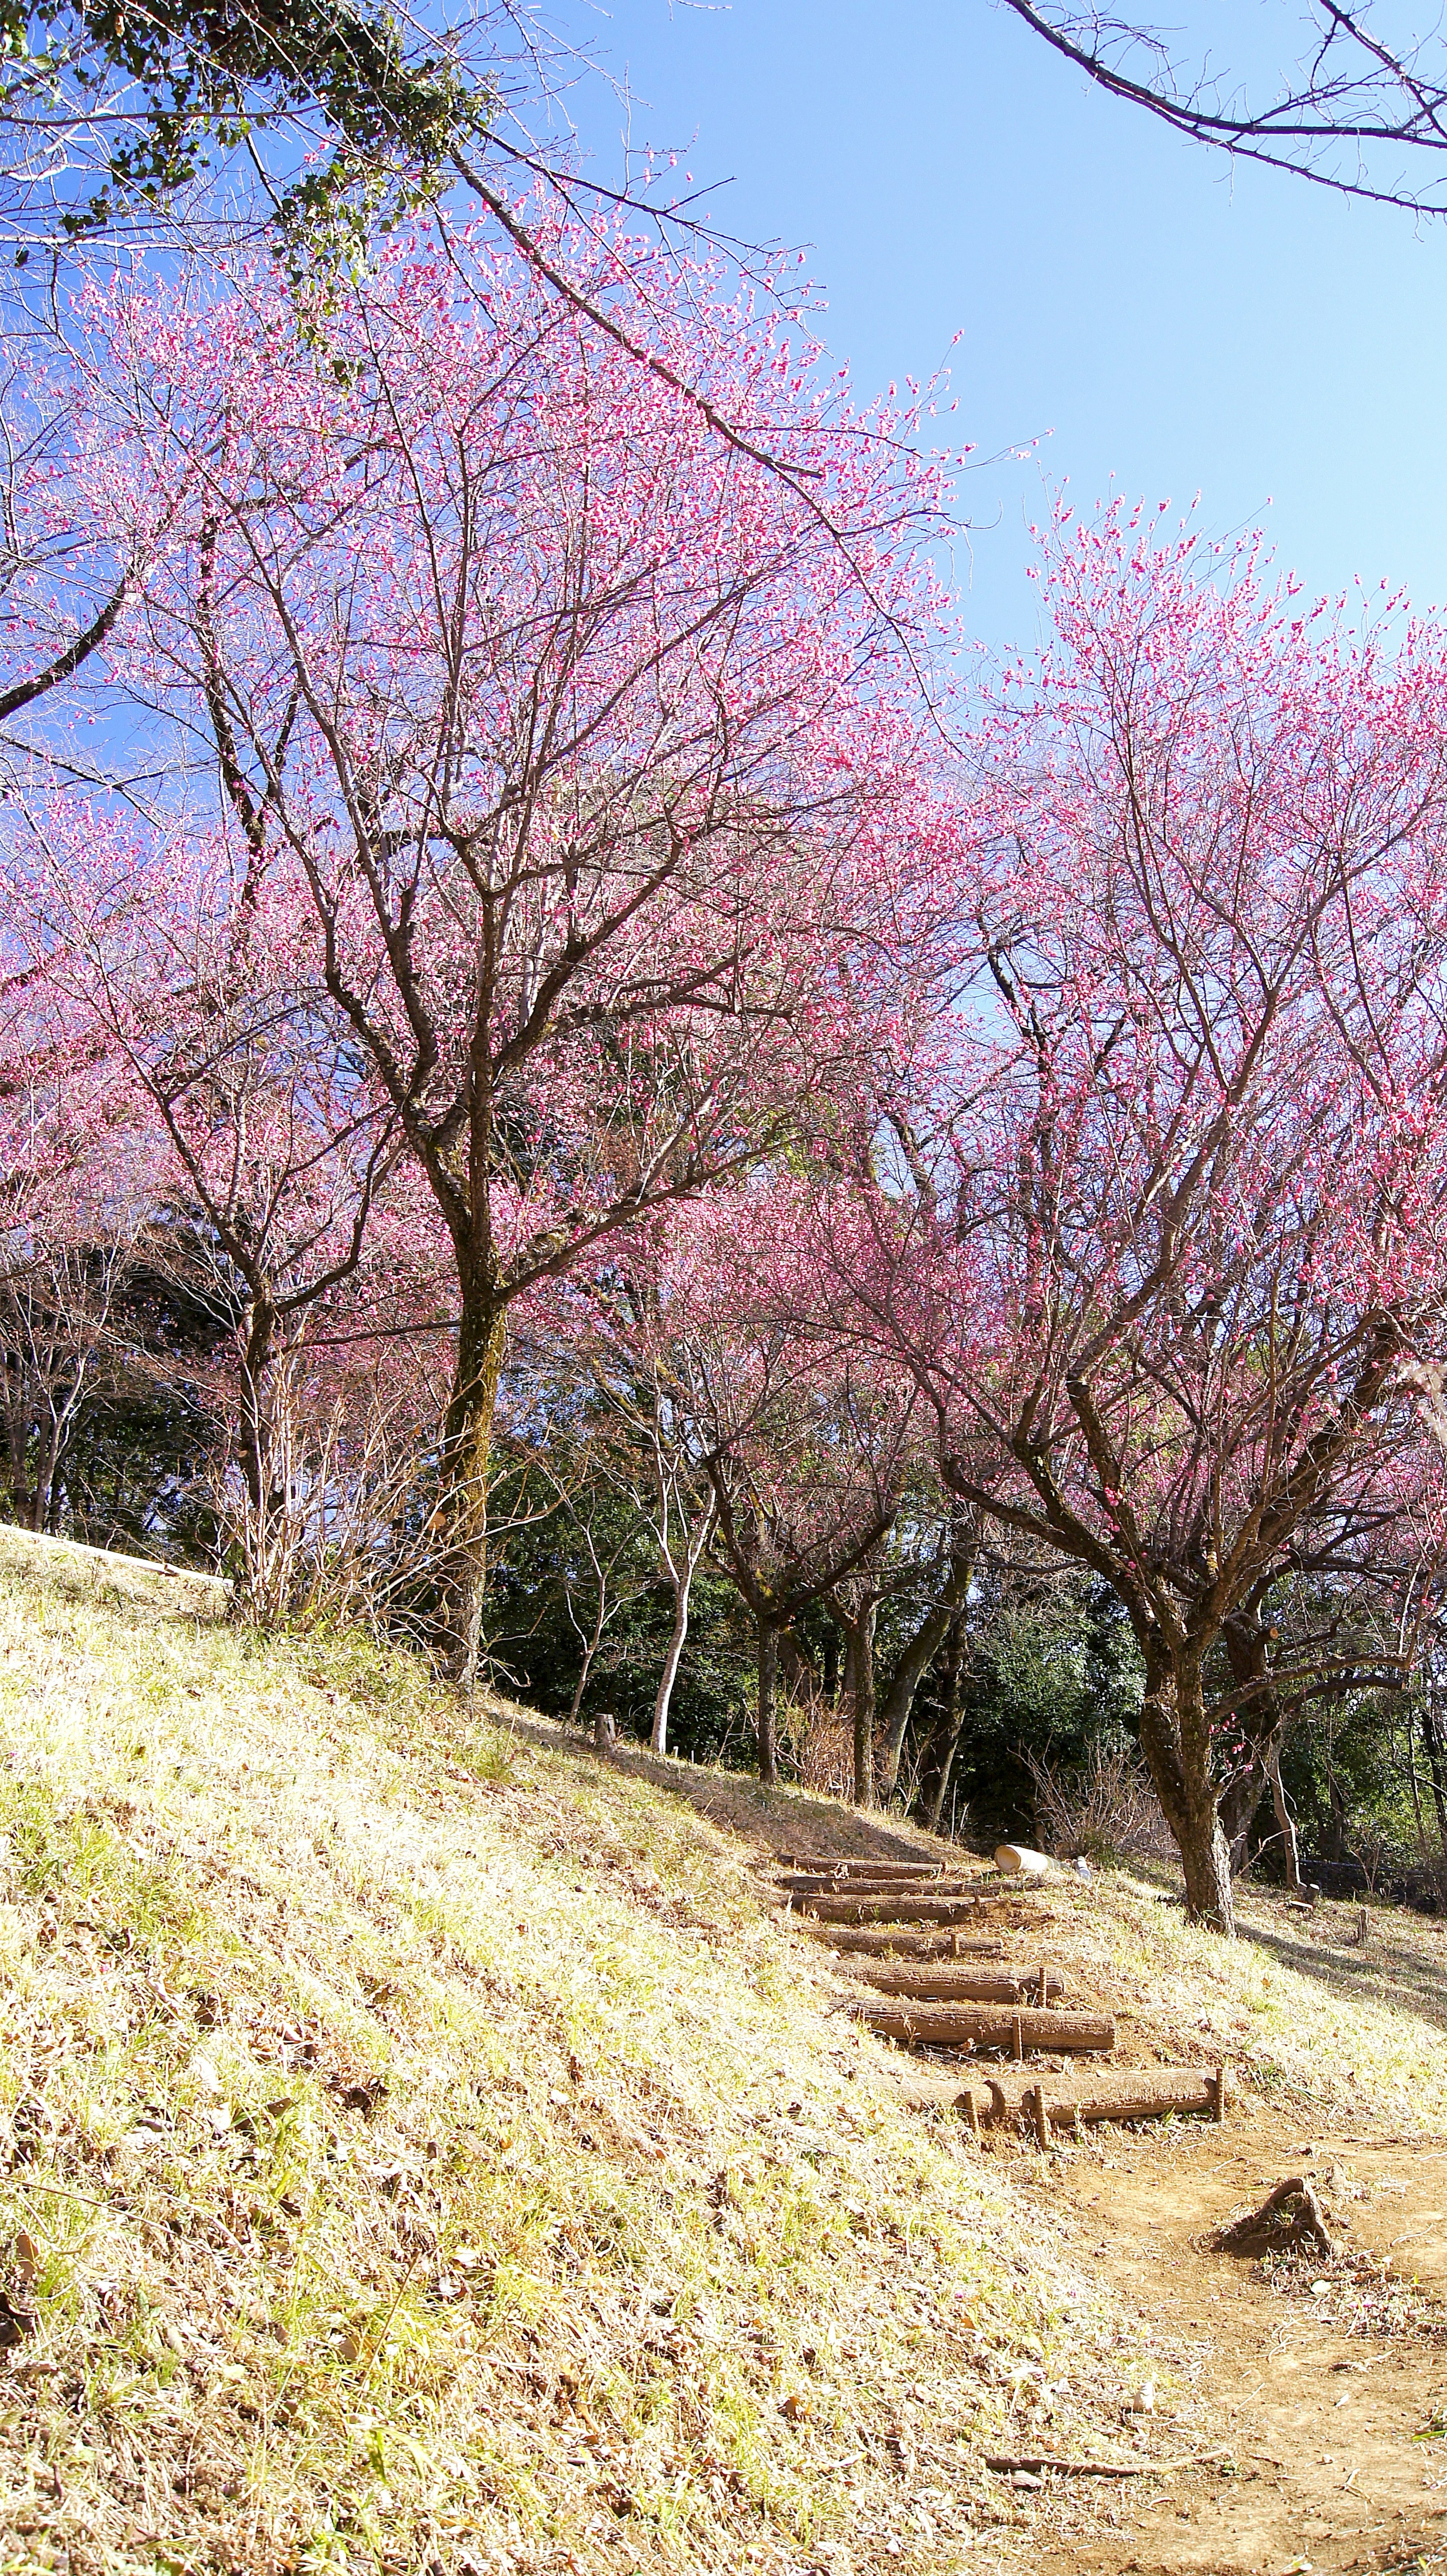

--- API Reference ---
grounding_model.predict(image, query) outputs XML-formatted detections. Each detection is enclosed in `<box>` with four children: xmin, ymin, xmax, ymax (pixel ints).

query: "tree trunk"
<box><xmin>877</xmin><ymin>1597</ymin><xmax>953</xmax><ymax>1800</ymax></box>
<box><xmin>1217</xmin><ymin>1613</ymin><xmax>1285</xmax><ymax>1881</ymax></box>
<box><xmin>1424</xmin><ymin>1690</ymin><xmax>1447</xmax><ymax>1848</ymax></box>
<box><xmin>569</xmin><ymin>1591</ymin><xmax>608</xmax><ymax>1733</ymax></box>
<box><xmin>1267</xmin><ymin>1742</ymin><xmax>1303</xmax><ymax>1892</ymax></box>
<box><xmin>651</xmin><ymin>1579</ymin><xmax>689</xmax><ymax>1757</ymax></box>
<box><xmin>922</xmin><ymin>1614</ymin><xmax>968</xmax><ymax>1835</ymax></box>
<box><xmin>650</xmin><ymin>1492</ymin><xmax>714</xmax><ymax>1757</ymax></box>
<box><xmin>238</xmin><ymin>1292</ymin><xmax>280</xmax><ymax>1523</ymax></box>
<box><xmin>438</xmin><ymin>1299</ymin><xmax>508</xmax><ymax>1694</ymax></box>
<box><xmin>877</xmin><ymin>1523</ymin><xmax>977</xmax><ymax>1800</ymax></box>
<box><xmin>1406</xmin><ymin>1705</ymin><xmax>1432</xmax><ymax>1862</ymax></box>
<box><xmin>844</xmin><ymin>1599</ymin><xmax>877</xmax><ymax>1809</ymax></box>
<box><xmin>757</xmin><ymin>1617</ymin><xmax>779</xmax><ymax>1788</ymax></box>
<box><xmin>1137</xmin><ymin>1651</ymin><xmax>1235</xmax><ymax>1933</ymax></box>
<box><xmin>236</xmin><ymin>1289</ymin><xmax>290</xmax><ymax>1605</ymax></box>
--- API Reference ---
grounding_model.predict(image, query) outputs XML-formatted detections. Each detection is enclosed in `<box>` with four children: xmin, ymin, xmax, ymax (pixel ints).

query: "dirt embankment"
<box><xmin>5</xmin><ymin>1551</ymin><xmax>1447</xmax><ymax>2573</ymax></box>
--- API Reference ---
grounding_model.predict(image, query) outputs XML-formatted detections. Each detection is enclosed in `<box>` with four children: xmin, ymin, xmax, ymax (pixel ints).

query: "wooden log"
<box><xmin>772</xmin><ymin>1865</ymin><xmax>942</xmax><ymax>1885</ymax></box>
<box><xmin>995</xmin><ymin>1843</ymin><xmax>1052</xmax><ymax>1878</ymax></box>
<box><xmin>777</xmin><ymin>1873</ymin><xmax>977</xmax><ymax>1899</ymax></box>
<box><xmin>836</xmin><ymin>1963</ymin><xmax>1065</xmax><ymax>2004</ymax></box>
<box><xmin>848</xmin><ymin>2001</ymin><xmax>1115</xmax><ymax>2053</ymax></box>
<box><xmin>892</xmin><ymin>2066</ymin><xmax>1227</xmax><ymax>2128</ymax></box>
<box><xmin>798</xmin><ymin>1924</ymin><xmax>1006</xmax><ymax>1959</ymax></box>
<box><xmin>796</xmin><ymin>1892</ymin><xmax>1046</xmax><ymax>1925</ymax></box>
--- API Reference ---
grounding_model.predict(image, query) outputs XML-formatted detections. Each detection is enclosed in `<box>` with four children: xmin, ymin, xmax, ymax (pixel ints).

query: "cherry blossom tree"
<box><xmin>844</xmin><ymin>507</ymin><xmax>1447</xmax><ymax>1927</ymax></box>
<box><xmin>665</xmin><ymin>1192</ymin><xmax>922</xmax><ymax>1790</ymax></box>
<box><xmin>59</xmin><ymin>211</ymin><xmax>948</xmax><ymax>1683</ymax></box>
<box><xmin>0</xmin><ymin>951</ymin><xmax>147</xmax><ymax>1529</ymax></box>
<box><xmin>11</xmin><ymin>815</ymin><xmax>421</xmax><ymax>1578</ymax></box>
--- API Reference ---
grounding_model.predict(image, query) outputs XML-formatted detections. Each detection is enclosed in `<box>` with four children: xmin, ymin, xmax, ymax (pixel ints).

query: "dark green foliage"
<box><xmin>485</xmin><ymin>1482</ymin><xmax>759</xmax><ymax>1766</ymax></box>
<box><xmin>1271</xmin><ymin>1688</ymin><xmax>1424</xmax><ymax>1886</ymax></box>
<box><xmin>0</xmin><ymin>1223</ymin><xmax>231</xmax><ymax>1560</ymax></box>
<box><xmin>913</xmin><ymin>1573</ymin><xmax>1144</xmax><ymax>1845</ymax></box>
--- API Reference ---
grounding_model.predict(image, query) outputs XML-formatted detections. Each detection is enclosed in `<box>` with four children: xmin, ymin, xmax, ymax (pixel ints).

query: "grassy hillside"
<box><xmin>0</xmin><ymin>1568</ymin><xmax>1139</xmax><ymax>2576</ymax></box>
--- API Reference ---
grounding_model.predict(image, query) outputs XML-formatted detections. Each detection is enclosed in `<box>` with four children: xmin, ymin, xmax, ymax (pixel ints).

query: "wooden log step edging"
<box><xmin>772</xmin><ymin>1865</ymin><xmax>942</xmax><ymax>1885</ymax></box>
<box><xmin>837</xmin><ymin>1963</ymin><xmax>1064</xmax><ymax>2005</ymax></box>
<box><xmin>777</xmin><ymin>1885</ymin><xmax>978</xmax><ymax>1906</ymax></box>
<box><xmin>775</xmin><ymin>1872</ymin><xmax>975</xmax><ymax>1899</ymax></box>
<box><xmin>798</xmin><ymin>1923</ymin><xmax>1007</xmax><ymax>1959</ymax></box>
<box><xmin>895</xmin><ymin>2064</ymin><xmax>1228</xmax><ymax>2132</ymax></box>
<box><xmin>796</xmin><ymin>1893</ymin><xmax>1046</xmax><ymax>1926</ymax></box>
<box><xmin>847</xmin><ymin>2002</ymin><xmax>1114</xmax><ymax>2054</ymax></box>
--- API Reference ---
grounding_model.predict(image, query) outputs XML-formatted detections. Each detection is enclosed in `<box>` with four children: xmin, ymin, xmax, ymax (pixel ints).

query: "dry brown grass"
<box><xmin>0</xmin><ymin>1568</ymin><xmax>1144</xmax><ymax>2576</ymax></box>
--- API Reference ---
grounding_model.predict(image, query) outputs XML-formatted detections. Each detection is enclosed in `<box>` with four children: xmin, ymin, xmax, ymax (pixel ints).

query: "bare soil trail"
<box><xmin>1026</xmin><ymin>2108</ymin><xmax>1447</xmax><ymax>2574</ymax></box>
<box><xmin>760</xmin><ymin>1835</ymin><xmax>1447</xmax><ymax>2576</ymax></box>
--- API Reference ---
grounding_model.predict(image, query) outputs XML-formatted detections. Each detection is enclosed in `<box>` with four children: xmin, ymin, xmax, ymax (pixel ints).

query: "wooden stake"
<box><xmin>1213</xmin><ymin>2063</ymin><xmax>1228</xmax><ymax>2125</ymax></box>
<box><xmin>1037</xmin><ymin>1961</ymin><xmax>1049</xmax><ymax>2008</ymax></box>
<box><xmin>1013</xmin><ymin>2013</ymin><xmax>1023</xmax><ymax>2062</ymax></box>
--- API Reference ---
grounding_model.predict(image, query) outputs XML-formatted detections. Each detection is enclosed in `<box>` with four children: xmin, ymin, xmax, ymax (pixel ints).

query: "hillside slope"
<box><xmin>0</xmin><ymin>1568</ymin><xmax>1137</xmax><ymax>2576</ymax></box>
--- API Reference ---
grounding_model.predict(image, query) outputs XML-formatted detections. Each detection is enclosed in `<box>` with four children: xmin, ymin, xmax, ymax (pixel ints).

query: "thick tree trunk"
<box><xmin>235</xmin><ymin>1290</ymin><xmax>291</xmax><ymax>1605</ymax></box>
<box><xmin>843</xmin><ymin>1600</ymin><xmax>878</xmax><ymax>1809</ymax></box>
<box><xmin>1137</xmin><ymin>1651</ymin><xmax>1235</xmax><ymax>1932</ymax></box>
<box><xmin>438</xmin><ymin>1299</ymin><xmax>508</xmax><ymax>1695</ymax></box>
<box><xmin>238</xmin><ymin>1293</ymin><xmax>280</xmax><ymax>1525</ymax></box>
<box><xmin>757</xmin><ymin>1617</ymin><xmax>779</xmax><ymax>1788</ymax></box>
<box><xmin>1217</xmin><ymin>1617</ymin><xmax>1291</xmax><ymax>1883</ymax></box>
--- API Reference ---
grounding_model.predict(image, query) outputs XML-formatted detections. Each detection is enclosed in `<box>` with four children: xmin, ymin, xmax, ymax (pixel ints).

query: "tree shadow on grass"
<box><xmin>481</xmin><ymin>1692</ymin><xmax>973</xmax><ymax>1870</ymax></box>
<box><xmin>1234</xmin><ymin>1891</ymin><xmax>1447</xmax><ymax>2038</ymax></box>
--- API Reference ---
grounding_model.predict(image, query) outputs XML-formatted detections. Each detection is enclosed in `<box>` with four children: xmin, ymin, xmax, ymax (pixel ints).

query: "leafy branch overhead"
<box><xmin>0</xmin><ymin>0</ymin><xmax>493</xmax><ymax>264</ymax></box>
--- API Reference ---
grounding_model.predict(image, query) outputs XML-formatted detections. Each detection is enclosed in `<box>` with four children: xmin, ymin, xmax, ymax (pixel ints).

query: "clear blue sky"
<box><xmin>545</xmin><ymin>0</ymin><xmax>1447</xmax><ymax>654</ymax></box>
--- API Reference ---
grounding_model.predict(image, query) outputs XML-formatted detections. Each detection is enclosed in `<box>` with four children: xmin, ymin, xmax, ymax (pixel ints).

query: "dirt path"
<box><xmin>1025</xmin><ymin>2110</ymin><xmax>1447</xmax><ymax>2574</ymax></box>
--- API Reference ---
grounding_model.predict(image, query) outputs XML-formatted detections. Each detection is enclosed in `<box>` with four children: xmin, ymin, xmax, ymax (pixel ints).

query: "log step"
<box><xmin>799</xmin><ymin>1923</ymin><xmax>1006</xmax><ymax>1959</ymax></box>
<box><xmin>849</xmin><ymin>2002</ymin><xmax>1114</xmax><ymax>2054</ymax></box>
<box><xmin>781</xmin><ymin>1878</ymin><xmax>982</xmax><ymax>1904</ymax></box>
<box><xmin>777</xmin><ymin>1885</ymin><xmax>968</xmax><ymax>1906</ymax></box>
<box><xmin>838</xmin><ymin>1963</ymin><xmax>1065</xmax><ymax>2005</ymax></box>
<box><xmin>776</xmin><ymin>1854</ymin><xmax>944</xmax><ymax>1878</ymax></box>
<box><xmin>895</xmin><ymin>2066</ymin><xmax>1228</xmax><ymax>2132</ymax></box>
<box><xmin>797</xmin><ymin>1893</ymin><xmax>1045</xmax><ymax>1925</ymax></box>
